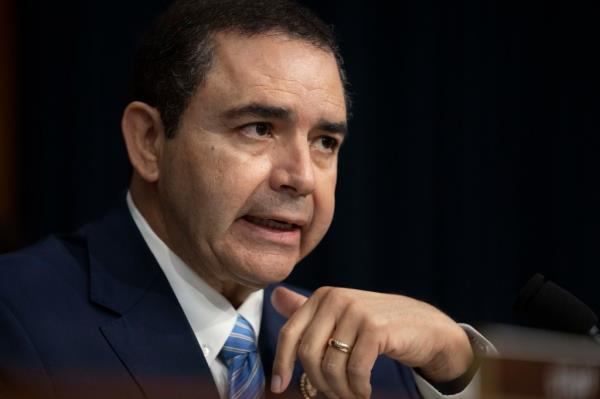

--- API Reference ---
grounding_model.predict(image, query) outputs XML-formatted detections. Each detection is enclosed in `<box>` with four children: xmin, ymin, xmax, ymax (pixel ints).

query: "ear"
<box><xmin>121</xmin><ymin>101</ymin><xmax>165</xmax><ymax>183</ymax></box>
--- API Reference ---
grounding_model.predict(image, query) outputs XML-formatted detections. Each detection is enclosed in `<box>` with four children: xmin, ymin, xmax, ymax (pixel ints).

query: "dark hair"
<box><xmin>132</xmin><ymin>0</ymin><xmax>349</xmax><ymax>138</ymax></box>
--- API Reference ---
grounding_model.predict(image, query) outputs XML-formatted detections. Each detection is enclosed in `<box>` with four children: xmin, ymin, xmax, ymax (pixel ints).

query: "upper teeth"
<box><xmin>246</xmin><ymin>216</ymin><xmax>295</xmax><ymax>231</ymax></box>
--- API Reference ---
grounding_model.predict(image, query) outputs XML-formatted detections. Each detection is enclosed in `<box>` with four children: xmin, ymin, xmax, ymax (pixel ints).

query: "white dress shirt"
<box><xmin>126</xmin><ymin>192</ymin><xmax>491</xmax><ymax>399</ymax></box>
<box><xmin>127</xmin><ymin>193</ymin><xmax>263</xmax><ymax>399</ymax></box>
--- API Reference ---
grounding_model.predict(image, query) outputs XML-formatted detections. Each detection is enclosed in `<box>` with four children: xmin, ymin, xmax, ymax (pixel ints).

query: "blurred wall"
<box><xmin>6</xmin><ymin>0</ymin><xmax>600</xmax><ymax>326</ymax></box>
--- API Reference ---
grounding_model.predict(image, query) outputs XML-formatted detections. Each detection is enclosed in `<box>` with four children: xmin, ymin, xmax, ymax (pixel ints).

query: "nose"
<box><xmin>270</xmin><ymin>137</ymin><xmax>316</xmax><ymax>197</ymax></box>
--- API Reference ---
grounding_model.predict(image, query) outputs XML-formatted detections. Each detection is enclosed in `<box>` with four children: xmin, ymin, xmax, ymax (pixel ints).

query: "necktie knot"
<box><xmin>219</xmin><ymin>315</ymin><xmax>265</xmax><ymax>399</ymax></box>
<box><xmin>219</xmin><ymin>315</ymin><xmax>258</xmax><ymax>365</ymax></box>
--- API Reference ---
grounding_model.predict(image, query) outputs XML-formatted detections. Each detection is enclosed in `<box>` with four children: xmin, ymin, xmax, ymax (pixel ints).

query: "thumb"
<box><xmin>270</xmin><ymin>286</ymin><xmax>308</xmax><ymax>319</ymax></box>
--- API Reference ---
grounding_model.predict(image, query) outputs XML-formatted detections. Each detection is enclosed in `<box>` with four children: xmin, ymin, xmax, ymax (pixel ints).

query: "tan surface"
<box><xmin>481</xmin><ymin>358</ymin><xmax>600</xmax><ymax>399</ymax></box>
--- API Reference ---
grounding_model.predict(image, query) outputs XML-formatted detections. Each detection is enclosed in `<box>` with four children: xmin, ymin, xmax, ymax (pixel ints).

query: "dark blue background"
<box><xmin>9</xmin><ymin>0</ymin><xmax>600</xmax><ymax>326</ymax></box>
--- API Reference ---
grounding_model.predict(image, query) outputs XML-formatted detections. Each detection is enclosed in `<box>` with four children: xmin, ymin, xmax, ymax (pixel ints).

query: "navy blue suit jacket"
<box><xmin>0</xmin><ymin>202</ymin><xmax>419</xmax><ymax>399</ymax></box>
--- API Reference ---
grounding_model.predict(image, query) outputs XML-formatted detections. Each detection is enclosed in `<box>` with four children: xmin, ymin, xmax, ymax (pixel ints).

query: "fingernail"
<box><xmin>271</xmin><ymin>374</ymin><xmax>282</xmax><ymax>393</ymax></box>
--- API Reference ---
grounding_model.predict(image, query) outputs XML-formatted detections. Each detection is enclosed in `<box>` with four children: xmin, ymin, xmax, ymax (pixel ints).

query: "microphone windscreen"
<box><xmin>514</xmin><ymin>273</ymin><xmax>598</xmax><ymax>335</ymax></box>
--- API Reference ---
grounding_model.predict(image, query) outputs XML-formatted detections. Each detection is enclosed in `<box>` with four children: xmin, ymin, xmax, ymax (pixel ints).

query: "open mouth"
<box><xmin>243</xmin><ymin>215</ymin><xmax>300</xmax><ymax>232</ymax></box>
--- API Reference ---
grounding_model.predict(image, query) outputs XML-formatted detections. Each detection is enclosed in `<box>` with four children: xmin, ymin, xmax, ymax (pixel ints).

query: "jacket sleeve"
<box><xmin>0</xmin><ymin>300</ymin><xmax>55</xmax><ymax>399</ymax></box>
<box><xmin>411</xmin><ymin>324</ymin><xmax>497</xmax><ymax>399</ymax></box>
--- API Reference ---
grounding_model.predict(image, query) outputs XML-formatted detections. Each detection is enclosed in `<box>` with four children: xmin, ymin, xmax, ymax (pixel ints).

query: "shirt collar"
<box><xmin>126</xmin><ymin>191</ymin><xmax>264</xmax><ymax>362</ymax></box>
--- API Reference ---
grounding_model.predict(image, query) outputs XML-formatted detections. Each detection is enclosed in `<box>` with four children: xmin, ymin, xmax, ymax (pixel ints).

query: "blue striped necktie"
<box><xmin>219</xmin><ymin>314</ymin><xmax>265</xmax><ymax>399</ymax></box>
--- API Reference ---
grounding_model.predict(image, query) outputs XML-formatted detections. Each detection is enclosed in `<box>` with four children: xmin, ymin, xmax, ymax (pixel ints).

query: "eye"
<box><xmin>313</xmin><ymin>135</ymin><xmax>340</xmax><ymax>153</ymax></box>
<box><xmin>239</xmin><ymin>122</ymin><xmax>273</xmax><ymax>138</ymax></box>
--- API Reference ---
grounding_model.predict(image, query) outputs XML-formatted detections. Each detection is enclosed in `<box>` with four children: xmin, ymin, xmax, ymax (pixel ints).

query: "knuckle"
<box><xmin>314</xmin><ymin>286</ymin><xmax>332</xmax><ymax>298</ymax></box>
<box><xmin>325</xmin><ymin>287</ymin><xmax>353</xmax><ymax>309</ymax></box>
<box><xmin>329</xmin><ymin>287</ymin><xmax>347</xmax><ymax>298</ymax></box>
<box><xmin>298</xmin><ymin>341</ymin><xmax>315</xmax><ymax>361</ymax></box>
<box><xmin>325</xmin><ymin>292</ymin><xmax>345</xmax><ymax>309</ymax></box>
<box><xmin>347</xmin><ymin>361</ymin><xmax>371</xmax><ymax>379</ymax></box>
<box><xmin>363</xmin><ymin>314</ymin><xmax>386</xmax><ymax>332</ymax></box>
<box><xmin>321</xmin><ymin>359</ymin><xmax>341</xmax><ymax>378</ymax></box>
<box><xmin>362</xmin><ymin>318</ymin><xmax>378</xmax><ymax>332</ymax></box>
<box><xmin>279</xmin><ymin>323</ymin><xmax>296</xmax><ymax>341</ymax></box>
<box><xmin>346</xmin><ymin>298</ymin><xmax>364</xmax><ymax>315</ymax></box>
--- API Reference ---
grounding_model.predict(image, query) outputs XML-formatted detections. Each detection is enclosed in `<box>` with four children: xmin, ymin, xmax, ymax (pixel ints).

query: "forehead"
<box><xmin>197</xmin><ymin>31</ymin><xmax>347</xmax><ymax>120</ymax></box>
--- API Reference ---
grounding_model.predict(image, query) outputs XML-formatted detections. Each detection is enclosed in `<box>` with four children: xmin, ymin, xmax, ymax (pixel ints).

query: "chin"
<box><xmin>233</xmin><ymin>253</ymin><xmax>298</xmax><ymax>287</ymax></box>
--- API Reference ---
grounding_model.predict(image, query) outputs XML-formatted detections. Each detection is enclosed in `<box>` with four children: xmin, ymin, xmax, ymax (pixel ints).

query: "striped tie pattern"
<box><xmin>219</xmin><ymin>315</ymin><xmax>265</xmax><ymax>399</ymax></box>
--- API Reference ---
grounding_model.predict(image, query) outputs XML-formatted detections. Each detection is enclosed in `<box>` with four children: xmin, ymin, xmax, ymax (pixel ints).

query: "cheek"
<box><xmin>164</xmin><ymin>139</ymin><xmax>272</xmax><ymax>232</ymax></box>
<box><xmin>301</xmin><ymin>169</ymin><xmax>337</xmax><ymax>254</ymax></box>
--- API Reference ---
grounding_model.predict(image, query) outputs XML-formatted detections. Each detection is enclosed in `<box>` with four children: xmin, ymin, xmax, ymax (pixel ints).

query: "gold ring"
<box><xmin>328</xmin><ymin>338</ymin><xmax>352</xmax><ymax>354</ymax></box>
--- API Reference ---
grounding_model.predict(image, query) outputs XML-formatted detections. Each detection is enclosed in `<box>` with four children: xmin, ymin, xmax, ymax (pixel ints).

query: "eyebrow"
<box><xmin>222</xmin><ymin>103</ymin><xmax>293</xmax><ymax>120</ymax></box>
<box><xmin>222</xmin><ymin>102</ymin><xmax>348</xmax><ymax>137</ymax></box>
<box><xmin>317</xmin><ymin>120</ymin><xmax>348</xmax><ymax>136</ymax></box>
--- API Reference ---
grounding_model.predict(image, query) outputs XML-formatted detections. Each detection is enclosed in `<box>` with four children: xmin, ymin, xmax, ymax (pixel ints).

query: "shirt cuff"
<box><xmin>412</xmin><ymin>324</ymin><xmax>497</xmax><ymax>399</ymax></box>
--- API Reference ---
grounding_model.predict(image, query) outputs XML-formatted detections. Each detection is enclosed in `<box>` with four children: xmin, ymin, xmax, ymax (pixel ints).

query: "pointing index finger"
<box><xmin>270</xmin><ymin>289</ymin><xmax>327</xmax><ymax>394</ymax></box>
<box><xmin>271</xmin><ymin>286</ymin><xmax>308</xmax><ymax>318</ymax></box>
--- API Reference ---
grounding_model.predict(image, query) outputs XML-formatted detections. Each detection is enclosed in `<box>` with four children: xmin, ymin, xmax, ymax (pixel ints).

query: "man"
<box><xmin>0</xmin><ymin>1</ymin><xmax>491</xmax><ymax>398</ymax></box>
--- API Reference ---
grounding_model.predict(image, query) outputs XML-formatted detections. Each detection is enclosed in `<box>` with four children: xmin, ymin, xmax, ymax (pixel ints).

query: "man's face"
<box><xmin>157</xmin><ymin>32</ymin><xmax>347</xmax><ymax>290</ymax></box>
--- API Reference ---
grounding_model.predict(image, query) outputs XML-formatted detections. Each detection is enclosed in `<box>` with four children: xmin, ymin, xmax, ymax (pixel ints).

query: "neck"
<box><xmin>129</xmin><ymin>175</ymin><xmax>255</xmax><ymax>308</ymax></box>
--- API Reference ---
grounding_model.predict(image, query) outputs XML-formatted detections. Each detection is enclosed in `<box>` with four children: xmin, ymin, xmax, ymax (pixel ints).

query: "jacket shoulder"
<box><xmin>0</xmin><ymin>234</ymin><xmax>88</xmax><ymax>301</ymax></box>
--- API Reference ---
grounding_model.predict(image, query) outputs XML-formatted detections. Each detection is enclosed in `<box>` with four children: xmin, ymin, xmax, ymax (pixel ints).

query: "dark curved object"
<box><xmin>514</xmin><ymin>273</ymin><xmax>599</xmax><ymax>336</ymax></box>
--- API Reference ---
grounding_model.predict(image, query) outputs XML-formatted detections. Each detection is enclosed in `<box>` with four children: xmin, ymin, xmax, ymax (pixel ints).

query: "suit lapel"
<box><xmin>85</xmin><ymin>202</ymin><xmax>219</xmax><ymax>399</ymax></box>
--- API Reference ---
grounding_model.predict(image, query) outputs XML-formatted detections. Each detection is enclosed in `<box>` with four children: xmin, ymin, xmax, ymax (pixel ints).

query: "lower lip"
<box><xmin>235</xmin><ymin>217</ymin><xmax>301</xmax><ymax>247</ymax></box>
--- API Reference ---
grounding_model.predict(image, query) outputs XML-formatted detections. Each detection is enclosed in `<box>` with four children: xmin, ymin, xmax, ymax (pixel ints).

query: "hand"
<box><xmin>270</xmin><ymin>286</ymin><xmax>473</xmax><ymax>399</ymax></box>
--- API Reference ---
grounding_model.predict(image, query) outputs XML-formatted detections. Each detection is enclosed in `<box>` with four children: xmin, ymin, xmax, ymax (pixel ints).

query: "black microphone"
<box><xmin>514</xmin><ymin>273</ymin><xmax>600</xmax><ymax>344</ymax></box>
